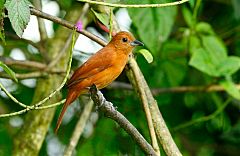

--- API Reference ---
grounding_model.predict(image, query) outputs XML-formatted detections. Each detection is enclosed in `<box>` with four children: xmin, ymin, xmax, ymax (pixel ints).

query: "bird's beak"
<box><xmin>130</xmin><ymin>40</ymin><xmax>144</xmax><ymax>46</ymax></box>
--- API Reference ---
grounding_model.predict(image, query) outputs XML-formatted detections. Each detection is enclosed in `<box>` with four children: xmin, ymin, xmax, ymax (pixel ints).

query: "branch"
<box><xmin>64</xmin><ymin>100</ymin><xmax>94</xmax><ymax>156</ymax></box>
<box><xmin>127</xmin><ymin>57</ymin><xmax>160</xmax><ymax>156</ymax></box>
<box><xmin>127</xmin><ymin>59</ymin><xmax>182</xmax><ymax>156</ymax></box>
<box><xmin>33</xmin><ymin>0</ymin><xmax>48</xmax><ymax>41</ymax></box>
<box><xmin>0</xmin><ymin>70</ymin><xmax>65</xmax><ymax>80</ymax></box>
<box><xmin>77</xmin><ymin>0</ymin><xmax>189</xmax><ymax>8</ymax></box>
<box><xmin>89</xmin><ymin>85</ymin><xmax>157</xmax><ymax>156</ymax></box>
<box><xmin>109</xmin><ymin>82</ymin><xmax>240</xmax><ymax>94</ymax></box>
<box><xmin>0</xmin><ymin>99</ymin><xmax>65</xmax><ymax>118</ymax></box>
<box><xmin>30</xmin><ymin>7</ymin><xmax>107</xmax><ymax>47</ymax></box>
<box><xmin>0</xmin><ymin>57</ymin><xmax>46</xmax><ymax>70</ymax></box>
<box><xmin>5</xmin><ymin>32</ymin><xmax>41</xmax><ymax>49</ymax></box>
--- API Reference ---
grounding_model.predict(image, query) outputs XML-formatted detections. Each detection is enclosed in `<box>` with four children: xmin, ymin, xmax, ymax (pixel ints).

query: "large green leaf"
<box><xmin>189</xmin><ymin>48</ymin><xmax>220</xmax><ymax>77</ymax></box>
<box><xmin>201</xmin><ymin>35</ymin><xmax>227</xmax><ymax>64</ymax></box>
<box><xmin>189</xmin><ymin>23</ymin><xmax>240</xmax><ymax>77</ymax></box>
<box><xmin>128</xmin><ymin>0</ymin><xmax>176</xmax><ymax>55</ymax></box>
<box><xmin>4</xmin><ymin>0</ymin><xmax>30</xmax><ymax>37</ymax></box>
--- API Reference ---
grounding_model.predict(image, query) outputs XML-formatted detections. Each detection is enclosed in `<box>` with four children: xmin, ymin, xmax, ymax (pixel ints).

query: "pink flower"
<box><xmin>75</xmin><ymin>21</ymin><xmax>83</xmax><ymax>31</ymax></box>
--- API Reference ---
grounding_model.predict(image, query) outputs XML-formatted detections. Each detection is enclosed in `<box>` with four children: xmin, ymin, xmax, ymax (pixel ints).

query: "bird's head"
<box><xmin>110</xmin><ymin>31</ymin><xmax>144</xmax><ymax>54</ymax></box>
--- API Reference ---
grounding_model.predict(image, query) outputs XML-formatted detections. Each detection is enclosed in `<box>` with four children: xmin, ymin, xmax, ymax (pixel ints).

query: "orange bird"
<box><xmin>55</xmin><ymin>31</ymin><xmax>143</xmax><ymax>132</ymax></box>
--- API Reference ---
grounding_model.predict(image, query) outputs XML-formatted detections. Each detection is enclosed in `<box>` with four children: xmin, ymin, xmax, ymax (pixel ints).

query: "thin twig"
<box><xmin>0</xmin><ymin>30</ymin><xmax>76</xmax><ymax>117</ymax></box>
<box><xmin>128</xmin><ymin>59</ymin><xmax>182</xmax><ymax>156</ymax></box>
<box><xmin>33</xmin><ymin>0</ymin><xmax>48</xmax><ymax>40</ymax></box>
<box><xmin>64</xmin><ymin>100</ymin><xmax>94</xmax><ymax>156</ymax></box>
<box><xmin>5</xmin><ymin>32</ymin><xmax>41</xmax><ymax>49</ymax></box>
<box><xmin>46</xmin><ymin>34</ymin><xmax>72</xmax><ymax>69</ymax></box>
<box><xmin>0</xmin><ymin>70</ymin><xmax>65</xmax><ymax>80</ymax></box>
<box><xmin>90</xmin><ymin>85</ymin><xmax>157</xmax><ymax>156</ymax></box>
<box><xmin>173</xmin><ymin>98</ymin><xmax>232</xmax><ymax>131</ymax></box>
<box><xmin>0</xmin><ymin>57</ymin><xmax>46</xmax><ymax>69</ymax></box>
<box><xmin>0</xmin><ymin>99</ymin><xmax>65</xmax><ymax>118</ymax></box>
<box><xmin>0</xmin><ymin>82</ymin><xmax>29</xmax><ymax>108</ymax></box>
<box><xmin>109</xmin><ymin>82</ymin><xmax>240</xmax><ymax>94</ymax></box>
<box><xmin>129</xmin><ymin>56</ymin><xmax>160</xmax><ymax>156</ymax></box>
<box><xmin>77</xmin><ymin>0</ymin><xmax>189</xmax><ymax>8</ymax></box>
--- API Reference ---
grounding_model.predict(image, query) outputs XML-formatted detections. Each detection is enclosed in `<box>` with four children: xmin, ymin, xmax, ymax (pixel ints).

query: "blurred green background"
<box><xmin>0</xmin><ymin>0</ymin><xmax>240</xmax><ymax>155</ymax></box>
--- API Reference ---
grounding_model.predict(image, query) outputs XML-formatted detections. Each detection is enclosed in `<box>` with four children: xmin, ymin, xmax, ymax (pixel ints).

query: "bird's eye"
<box><xmin>122</xmin><ymin>37</ymin><xmax>128</xmax><ymax>42</ymax></box>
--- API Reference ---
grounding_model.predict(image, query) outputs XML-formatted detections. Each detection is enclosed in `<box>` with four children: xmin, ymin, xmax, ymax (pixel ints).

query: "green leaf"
<box><xmin>189</xmin><ymin>34</ymin><xmax>231</xmax><ymax>77</ymax></box>
<box><xmin>220</xmin><ymin>77</ymin><xmax>240</xmax><ymax>100</ymax></box>
<box><xmin>189</xmin><ymin>0</ymin><xmax>195</xmax><ymax>9</ymax></box>
<box><xmin>201</xmin><ymin>35</ymin><xmax>227</xmax><ymax>63</ymax></box>
<box><xmin>189</xmin><ymin>48</ymin><xmax>220</xmax><ymax>77</ymax></box>
<box><xmin>4</xmin><ymin>0</ymin><xmax>30</xmax><ymax>37</ymax></box>
<box><xmin>218</xmin><ymin>56</ymin><xmax>240</xmax><ymax>76</ymax></box>
<box><xmin>182</xmin><ymin>7</ymin><xmax>194</xmax><ymax>27</ymax></box>
<box><xmin>91</xmin><ymin>8</ymin><xmax>109</xmax><ymax>27</ymax></box>
<box><xmin>0</xmin><ymin>61</ymin><xmax>18</xmax><ymax>82</ymax></box>
<box><xmin>138</xmin><ymin>49</ymin><xmax>153</xmax><ymax>63</ymax></box>
<box><xmin>128</xmin><ymin>0</ymin><xmax>176</xmax><ymax>55</ymax></box>
<box><xmin>196</xmin><ymin>22</ymin><xmax>215</xmax><ymax>35</ymax></box>
<box><xmin>152</xmin><ymin>40</ymin><xmax>187</xmax><ymax>87</ymax></box>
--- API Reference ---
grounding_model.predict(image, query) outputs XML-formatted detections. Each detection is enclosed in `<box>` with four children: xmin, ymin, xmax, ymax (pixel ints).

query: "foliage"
<box><xmin>4</xmin><ymin>0</ymin><xmax>31</xmax><ymax>37</ymax></box>
<box><xmin>0</xmin><ymin>0</ymin><xmax>240</xmax><ymax>156</ymax></box>
<box><xmin>0</xmin><ymin>61</ymin><xmax>17</xmax><ymax>82</ymax></box>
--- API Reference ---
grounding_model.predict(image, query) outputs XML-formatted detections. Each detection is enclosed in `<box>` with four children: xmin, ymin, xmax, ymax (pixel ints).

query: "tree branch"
<box><xmin>29</xmin><ymin>7</ymin><xmax>107</xmax><ymax>47</ymax></box>
<box><xmin>109</xmin><ymin>82</ymin><xmax>240</xmax><ymax>94</ymax></box>
<box><xmin>89</xmin><ymin>85</ymin><xmax>157</xmax><ymax>156</ymax></box>
<box><xmin>0</xmin><ymin>57</ymin><xmax>46</xmax><ymax>70</ymax></box>
<box><xmin>127</xmin><ymin>59</ymin><xmax>182</xmax><ymax>156</ymax></box>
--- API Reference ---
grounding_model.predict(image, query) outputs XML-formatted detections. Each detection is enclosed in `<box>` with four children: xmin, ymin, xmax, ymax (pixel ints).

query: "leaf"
<box><xmin>218</xmin><ymin>56</ymin><xmax>240</xmax><ymax>76</ymax></box>
<box><xmin>189</xmin><ymin>0</ymin><xmax>195</xmax><ymax>9</ymax></box>
<box><xmin>201</xmin><ymin>35</ymin><xmax>227</xmax><ymax>63</ymax></box>
<box><xmin>189</xmin><ymin>48</ymin><xmax>220</xmax><ymax>77</ymax></box>
<box><xmin>91</xmin><ymin>8</ymin><xmax>109</xmax><ymax>27</ymax></box>
<box><xmin>0</xmin><ymin>61</ymin><xmax>18</xmax><ymax>82</ymax></box>
<box><xmin>220</xmin><ymin>77</ymin><xmax>240</xmax><ymax>100</ymax></box>
<box><xmin>4</xmin><ymin>0</ymin><xmax>30</xmax><ymax>37</ymax></box>
<box><xmin>138</xmin><ymin>49</ymin><xmax>153</xmax><ymax>63</ymax></box>
<box><xmin>0</xmin><ymin>0</ymin><xmax>4</xmax><ymax>9</ymax></box>
<box><xmin>189</xmin><ymin>34</ymin><xmax>231</xmax><ymax>77</ymax></box>
<box><xmin>128</xmin><ymin>0</ymin><xmax>176</xmax><ymax>55</ymax></box>
<box><xmin>182</xmin><ymin>7</ymin><xmax>194</xmax><ymax>28</ymax></box>
<box><xmin>196</xmin><ymin>22</ymin><xmax>215</xmax><ymax>35</ymax></box>
<box><xmin>151</xmin><ymin>40</ymin><xmax>187</xmax><ymax>87</ymax></box>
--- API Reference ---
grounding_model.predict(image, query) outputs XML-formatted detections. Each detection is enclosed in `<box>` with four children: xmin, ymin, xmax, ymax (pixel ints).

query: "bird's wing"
<box><xmin>67</xmin><ymin>47</ymin><xmax>115</xmax><ymax>88</ymax></box>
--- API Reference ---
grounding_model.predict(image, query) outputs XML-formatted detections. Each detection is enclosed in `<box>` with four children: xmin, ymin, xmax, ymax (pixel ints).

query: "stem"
<box><xmin>77</xmin><ymin>0</ymin><xmax>189</xmax><ymax>8</ymax></box>
<box><xmin>173</xmin><ymin>98</ymin><xmax>231</xmax><ymax>131</ymax></box>
<box><xmin>90</xmin><ymin>85</ymin><xmax>157</xmax><ymax>156</ymax></box>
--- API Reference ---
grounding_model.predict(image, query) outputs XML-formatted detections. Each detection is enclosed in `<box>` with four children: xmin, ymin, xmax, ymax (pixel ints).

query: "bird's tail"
<box><xmin>54</xmin><ymin>90</ymin><xmax>79</xmax><ymax>133</ymax></box>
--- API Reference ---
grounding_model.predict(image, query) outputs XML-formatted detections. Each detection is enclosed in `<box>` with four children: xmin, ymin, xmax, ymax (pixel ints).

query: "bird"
<box><xmin>55</xmin><ymin>31</ymin><xmax>143</xmax><ymax>133</ymax></box>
